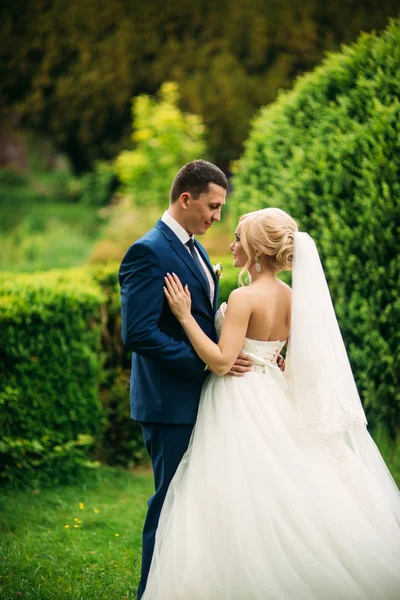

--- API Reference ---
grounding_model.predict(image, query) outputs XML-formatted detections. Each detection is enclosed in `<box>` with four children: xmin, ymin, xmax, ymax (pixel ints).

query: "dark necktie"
<box><xmin>186</xmin><ymin>238</ymin><xmax>210</xmax><ymax>296</ymax></box>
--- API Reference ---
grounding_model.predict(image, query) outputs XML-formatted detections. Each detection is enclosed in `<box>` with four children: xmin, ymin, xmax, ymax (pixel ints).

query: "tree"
<box><xmin>115</xmin><ymin>82</ymin><xmax>206</xmax><ymax>206</ymax></box>
<box><xmin>1</xmin><ymin>0</ymin><xmax>398</xmax><ymax>171</ymax></box>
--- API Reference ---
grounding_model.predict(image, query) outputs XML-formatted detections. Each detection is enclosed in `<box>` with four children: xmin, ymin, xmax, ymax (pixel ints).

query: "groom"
<box><xmin>119</xmin><ymin>159</ymin><xmax>252</xmax><ymax>598</ymax></box>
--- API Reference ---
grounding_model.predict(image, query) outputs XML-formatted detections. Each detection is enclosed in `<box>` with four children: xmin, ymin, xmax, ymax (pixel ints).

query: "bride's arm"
<box><xmin>164</xmin><ymin>273</ymin><xmax>252</xmax><ymax>376</ymax></box>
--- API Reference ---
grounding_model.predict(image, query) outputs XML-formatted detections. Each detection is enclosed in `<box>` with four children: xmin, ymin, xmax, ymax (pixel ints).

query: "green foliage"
<box><xmin>115</xmin><ymin>82</ymin><xmax>207</xmax><ymax>206</ymax></box>
<box><xmin>232</xmin><ymin>18</ymin><xmax>400</xmax><ymax>437</ymax></box>
<box><xmin>216</xmin><ymin>256</ymin><xmax>290</xmax><ymax>305</ymax></box>
<box><xmin>0</xmin><ymin>167</ymin><xmax>28</xmax><ymax>187</ymax></box>
<box><xmin>0</xmin><ymin>270</ymin><xmax>105</xmax><ymax>487</ymax></box>
<box><xmin>0</xmin><ymin>167</ymin><xmax>44</xmax><ymax>232</ymax></box>
<box><xmin>0</xmin><ymin>166</ymin><xmax>105</xmax><ymax>272</ymax></box>
<box><xmin>0</xmin><ymin>434</ymin><xmax>99</xmax><ymax>488</ymax></box>
<box><xmin>77</xmin><ymin>161</ymin><xmax>117</xmax><ymax>207</ymax></box>
<box><xmin>88</xmin><ymin>202</ymin><xmax>164</xmax><ymax>265</ymax></box>
<box><xmin>98</xmin><ymin>367</ymin><xmax>148</xmax><ymax>467</ymax></box>
<box><xmin>0</xmin><ymin>219</ymin><xmax>97</xmax><ymax>272</ymax></box>
<box><xmin>2</xmin><ymin>1</ymin><xmax>398</xmax><ymax>170</ymax></box>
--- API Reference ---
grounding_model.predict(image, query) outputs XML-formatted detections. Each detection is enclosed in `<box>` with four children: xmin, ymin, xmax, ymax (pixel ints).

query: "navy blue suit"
<box><xmin>119</xmin><ymin>219</ymin><xmax>219</xmax><ymax>598</ymax></box>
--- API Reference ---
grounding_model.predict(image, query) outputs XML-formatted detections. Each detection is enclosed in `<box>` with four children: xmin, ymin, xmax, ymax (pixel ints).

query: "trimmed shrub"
<box><xmin>232</xmin><ymin>19</ymin><xmax>400</xmax><ymax>438</ymax></box>
<box><xmin>0</xmin><ymin>270</ymin><xmax>105</xmax><ymax>487</ymax></box>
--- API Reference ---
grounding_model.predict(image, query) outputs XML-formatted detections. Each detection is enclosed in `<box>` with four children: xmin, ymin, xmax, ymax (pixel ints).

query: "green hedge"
<box><xmin>0</xmin><ymin>270</ymin><xmax>105</xmax><ymax>487</ymax></box>
<box><xmin>0</xmin><ymin>257</ymin><xmax>241</xmax><ymax>488</ymax></box>
<box><xmin>232</xmin><ymin>19</ymin><xmax>400</xmax><ymax>438</ymax></box>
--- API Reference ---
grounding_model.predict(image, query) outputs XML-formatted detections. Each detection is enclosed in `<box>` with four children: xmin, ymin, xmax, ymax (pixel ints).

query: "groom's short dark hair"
<box><xmin>170</xmin><ymin>159</ymin><xmax>228</xmax><ymax>203</ymax></box>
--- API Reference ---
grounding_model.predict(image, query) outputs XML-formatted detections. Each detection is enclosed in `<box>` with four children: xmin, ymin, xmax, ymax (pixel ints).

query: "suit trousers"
<box><xmin>137</xmin><ymin>422</ymin><xmax>194</xmax><ymax>599</ymax></box>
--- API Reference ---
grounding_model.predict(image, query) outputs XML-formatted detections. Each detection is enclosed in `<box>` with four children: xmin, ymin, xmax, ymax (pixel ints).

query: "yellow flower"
<box><xmin>74</xmin><ymin>518</ymin><xmax>79</xmax><ymax>522</ymax></box>
<box><xmin>17</xmin><ymin>463</ymin><xmax>22</xmax><ymax>469</ymax></box>
<box><xmin>74</xmin><ymin>525</ymin><xmax>79</xmax><ymax>529</ymax></box>
<box><xmin>64</xmin><ymin>525</ymin><xmax>70</xmax><ymax>529</ymax></box>
<box><xmin>94</xmin><ymin>509</ymin><xmax>100</xmax><ymax>514</ymax></box>
<box><xmin>79</xmin><ymin>503</ymin><xmax>85</xmax><ymax>510</ymax></box>
<box><xmin>114</xmin><ymin>533</ymin><xmax>120</xmax><ymax>537</ymax></box>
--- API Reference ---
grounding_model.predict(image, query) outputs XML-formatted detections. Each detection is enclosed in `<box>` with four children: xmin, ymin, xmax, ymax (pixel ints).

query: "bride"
<box><xmin>142</xmin><ymin>208</ymin><xmax>400</xmax><ymax>600</ymax></box>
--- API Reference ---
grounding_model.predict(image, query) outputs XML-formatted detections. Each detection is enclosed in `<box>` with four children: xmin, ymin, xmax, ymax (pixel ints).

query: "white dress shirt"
<box><xmin>161</xmin><ymin>211</ymin><xmax>215</xmax><ymax>304</ymax></box>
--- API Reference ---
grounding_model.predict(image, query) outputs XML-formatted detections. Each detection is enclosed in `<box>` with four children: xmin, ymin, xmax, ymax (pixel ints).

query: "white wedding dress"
<box><xmin>142</xmin><ymin>304</ymin><xmax>400</xmax><ymax>600</ymax></box>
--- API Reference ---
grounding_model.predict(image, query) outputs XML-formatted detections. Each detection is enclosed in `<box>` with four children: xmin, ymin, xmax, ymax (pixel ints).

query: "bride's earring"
<box><xmin>254</xmin><ymin>255</ymin><xmax>262</xmax><ymax>273</ymax></box>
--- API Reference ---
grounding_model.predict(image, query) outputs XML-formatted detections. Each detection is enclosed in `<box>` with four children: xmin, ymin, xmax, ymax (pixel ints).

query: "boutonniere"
<box><xmin>213</xmin><ymin>263</ymin><xmax>223</xmax><ymax>279</ymax></box>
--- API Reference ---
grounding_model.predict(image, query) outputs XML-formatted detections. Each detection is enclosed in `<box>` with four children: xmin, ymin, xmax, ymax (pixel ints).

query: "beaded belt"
<box><xmin>252</xmin><ymin>361</ymin><xmax>277</xmax><ymax>373</ymax></box>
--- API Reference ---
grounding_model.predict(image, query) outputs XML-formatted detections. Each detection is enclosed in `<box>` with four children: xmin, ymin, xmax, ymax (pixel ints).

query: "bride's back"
<box><xmin>244</xmin><ymin>279</ymin><xmax>291</xmax><ymax>342</ymax></box>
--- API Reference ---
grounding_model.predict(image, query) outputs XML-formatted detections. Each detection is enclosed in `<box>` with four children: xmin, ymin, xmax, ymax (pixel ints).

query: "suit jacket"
<box><xmin>119</xmin><ymin>219</ymin><xmax>219</xmax><ymax>424</ymax></box>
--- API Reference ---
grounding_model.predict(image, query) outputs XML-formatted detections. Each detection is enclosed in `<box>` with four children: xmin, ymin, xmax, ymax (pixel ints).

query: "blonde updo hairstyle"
<box><xmin>238</xmin><ymin>208</ymin><xmax>298</xmax><ymax>285</ymax></box>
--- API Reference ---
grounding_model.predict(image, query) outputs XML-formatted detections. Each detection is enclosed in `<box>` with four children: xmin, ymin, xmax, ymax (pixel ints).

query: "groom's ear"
<box><xmin>179</xmin><ymin>192</ymin><xmax>191</xmax><ymax>210</ymax></box>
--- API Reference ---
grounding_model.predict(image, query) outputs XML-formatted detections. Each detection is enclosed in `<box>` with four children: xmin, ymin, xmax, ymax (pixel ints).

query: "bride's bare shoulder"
<box><xmin>227</xmin><ymin>285</ymin><xmax>268</xmax><ymax>313</ymax></box>
<box><xmin>226</xmin><ymin>286</ymin><xmax>252</xmax><ymax>303</ymax></box>
<box><xmin>277</xmin><ymin>279</ymin><xmax>292</xmax><ymax>296</ymax></box>
<box><xmin>226</xmin><ymin>280</ymin><xmax>291</xmax><ymax>305</ymax></box>
<box><xmin>225</xmin><ymin>286</ymin><xmax>256</xmax><ymax>310</ymax></box>
<box><xmin>224</xmin><ymin>287</ymin><xmax>254</xmax><ymax>321</ymax></box>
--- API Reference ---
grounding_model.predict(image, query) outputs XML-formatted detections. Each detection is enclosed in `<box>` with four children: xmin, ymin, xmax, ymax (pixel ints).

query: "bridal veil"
<box><xmin>286</xmin><ymin>232</ymin><xmax>400</xmax><ymax>524</ymax></box>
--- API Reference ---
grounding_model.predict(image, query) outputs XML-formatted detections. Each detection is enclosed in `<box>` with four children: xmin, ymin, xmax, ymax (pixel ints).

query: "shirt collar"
<box><xmin>161</xmin><ymin>211</ymin><xmax>193</xmax><ymax>246</ymax></box>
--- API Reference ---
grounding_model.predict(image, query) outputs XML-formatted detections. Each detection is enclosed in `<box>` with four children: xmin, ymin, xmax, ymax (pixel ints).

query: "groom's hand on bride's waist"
<box><xmin>228</xmin><ymin>352</ymin><xmax>253</xmax><ymax>377</ymax></box>
<box><xmin>223</xmin><ymin>353</ymin><xmax>285</xmax><ymax>375</ymax></box>
<box><xmin>277</xmin><ymin>355</ymin><xmax>285</xmax><ymax>372</ymax></box>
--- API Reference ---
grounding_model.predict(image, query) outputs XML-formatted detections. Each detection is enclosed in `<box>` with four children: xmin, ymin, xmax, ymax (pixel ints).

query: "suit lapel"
<box><xmin>155</xmin><ymin>220</ymin><xmax>212</xmax><ymax>300</ymax></box>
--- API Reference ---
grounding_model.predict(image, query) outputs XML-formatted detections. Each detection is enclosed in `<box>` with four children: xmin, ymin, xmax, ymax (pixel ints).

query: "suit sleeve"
<box><xmin>119</xmin><ymin>241</ymin><xmax>207</xmax><ymax>382</ymax></box>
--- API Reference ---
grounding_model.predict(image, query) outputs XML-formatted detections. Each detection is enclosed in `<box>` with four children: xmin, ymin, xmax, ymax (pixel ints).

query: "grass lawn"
<box><xmin>0</xmin><ymin>467</ymin><xmax>153</xmax><ymax>600</ymax></box>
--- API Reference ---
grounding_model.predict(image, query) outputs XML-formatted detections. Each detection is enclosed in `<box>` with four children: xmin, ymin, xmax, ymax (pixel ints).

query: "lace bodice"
<box><xmin>215</xmin><ymin>302</ymin><xmax>286</xmax><ymax>371</ymax></box>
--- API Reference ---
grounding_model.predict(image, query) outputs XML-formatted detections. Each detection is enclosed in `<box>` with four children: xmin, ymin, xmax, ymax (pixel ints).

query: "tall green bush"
<box><xmin>232</xmin><ymin>19</ymin><xmax>400</xmax><ymax>438</ymax></box>
<box><xmin>0</xmin><ymin>271</ymin><xmax>105</xmax><ymax>487</ymax></box>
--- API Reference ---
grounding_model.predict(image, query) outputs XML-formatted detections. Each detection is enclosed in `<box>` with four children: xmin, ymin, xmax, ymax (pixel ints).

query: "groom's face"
<box><xmin>184</xmin><ymin>183</ymin><xmax>226</xmax><ymax>236</ymax></box>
